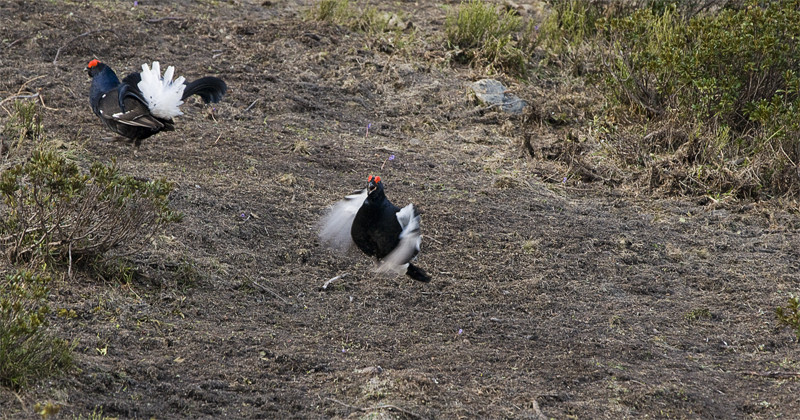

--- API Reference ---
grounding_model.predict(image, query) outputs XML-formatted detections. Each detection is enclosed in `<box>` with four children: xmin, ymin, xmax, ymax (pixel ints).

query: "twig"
<box><xmin>145</xmin><ymin>16</ymin><xmax>186</xmax><ymax>24</ymax></box>
<box><xmin>68</xmin><ymin>242</ymin><xmax>73</xmax><ymax>279</ymax></box>
<box><xmin>327</xmin><ymin>397</ymin><xmax>363</xmax><ymax>412</ymax></box>
<box><xmin>252</xmin><ymin>280</ymin><xmax>291</xmax><ymax>305</ymax></box>
<box><xmin>7</xmin><ymin>36</ymin><xmax>28</xmax><ymax>48</ymax></box>
<box><xmin>425</xmin><ymin>235</ymin><xmax>442</xmax><ymax>245</ymax></box>
<box><xmin>0</xmin><ymin>93</ymin><xmax>39</xmax><ymax>107</ymax></box>
<box><xmin>54</xmin><ymin>30</ymin><xmax>116</xmax><ymax>65</ymax></box>
<box><xmin>244</xmin><ymin>98</ymin><xmax>260</xmax><ymax>112</ymax></box>
<box><xmin>39</xmin><ymin>93</ymin><xmax>58</xmax><ymax>111</ymax></box>
<box><xmin>325</xmin><ymin>397</ymin><xmax>428</xmax><ymax>420</ymax></box>
<box><xmin>322</xmin><ymin>273</ymin><xmax>349</xmax><ymax>290</ymax></box>
<box><xmin>741</xmin><ymin>370</ymin><xmax>800</xmax><ymax>379</ymax></box>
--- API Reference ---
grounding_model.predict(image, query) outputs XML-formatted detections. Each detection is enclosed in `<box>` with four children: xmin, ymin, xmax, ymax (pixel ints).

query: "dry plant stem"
<box><xmin>252</xmin><ymin>280</ymin><xmax>291</xmax><ymax>305</ymax></box>
<box><xmin>325</xmin><ymin>397</ymin><xmax>428</xmax><ymax>420</ymax></box>
<box><xmin>145</xmin><ymin>17</ymin><xmax>186</xmax><ymax>24</ymax></box>
<box><xmin>244</xmin><ymin>98</ymin><xmax>260</xmax><ymax>112</ymax></box>
<box><xmin>322</xmin><ymin>273</ymin><xmax>349</xmax><ymax>290</ymax></box>
<box><xmin>742</xmin><ymin>370</ymin><xmax>800</xmax><ymax>378</ymax></box>
<box><xmin>53</xmin><ymin>29</ymin><xmax>116</xmax><ymax>65</ymax></box>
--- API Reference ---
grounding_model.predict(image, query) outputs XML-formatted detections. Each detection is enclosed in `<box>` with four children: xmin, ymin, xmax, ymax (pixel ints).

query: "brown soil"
<box><xmin>2</xmin><ymin>1</ymin><xmax>800</xmax><ymax>419</ymax></box>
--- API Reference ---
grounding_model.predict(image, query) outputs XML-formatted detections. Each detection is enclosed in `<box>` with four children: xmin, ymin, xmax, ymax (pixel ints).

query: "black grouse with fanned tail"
<box><xmin>319</xmin><ymin>175</ymin><xmax>430</xmax><ymax>282</ymax></box>
<box><xmin>86</xmin><ymin>59</ymin><xmax>227</xmax><ymax>146</ymax></box>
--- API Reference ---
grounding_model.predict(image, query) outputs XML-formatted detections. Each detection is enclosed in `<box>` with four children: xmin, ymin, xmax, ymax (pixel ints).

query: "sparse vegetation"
<box><xmin>2</xmin><ymin>100</ymin><xmax>44</xmax><ymax>155</ymax></box>
<box><xmin>0</xmin><ymin>269</ymin><xmax>72</xmax><ymax>390</ymax></box>
<box><xmin>0</xmin><ymin>148</ymin><xmax>181</xmax><ymax>267</ymax></box>
<box><xmin>445</xmin><ymin>0</ymin><xmax>533</xmax><ymax>75</ymax></box>
<box><xmin>309</xmin><ymin>0</ymin><xmax>400</xmax><ymax>35</ymax></box>
<box><xmin>776</xmin><ymin>294</ymin><xmax>800</xmax><ymax>341</ymax></box>
<box><xmin>538</xmin><ymin>0</ymin><xmax>600</xmax><ymax>55</ymax></box>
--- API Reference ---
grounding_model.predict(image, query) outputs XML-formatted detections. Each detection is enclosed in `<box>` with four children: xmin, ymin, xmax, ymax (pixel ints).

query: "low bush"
<box><xmin>0</xmin><ymin>149</ymin><xmax>181</xmax><ymax>268</ymax></box>
<box><xmin>0</xmin><ymin>269</ymin><xmax>72</xmax><ymax>389</ymax></box>
<box><xmin>597</xmin><ymin>1</ymin><xmax>800</xmax><ymax>197</ymax></box>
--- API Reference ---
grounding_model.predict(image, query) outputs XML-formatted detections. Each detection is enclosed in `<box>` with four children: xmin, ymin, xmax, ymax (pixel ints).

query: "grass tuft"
<box><xmin>445</xmin><ymin>0</ymin><xmax>530</xmax><ymax>75</ymax></box>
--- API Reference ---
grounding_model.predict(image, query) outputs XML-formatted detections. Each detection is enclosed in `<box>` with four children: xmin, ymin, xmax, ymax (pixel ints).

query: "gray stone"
<box><xmin>471</xmin><ymin>79</ymin><xmax>527</xmax><ymax>114</ymax></box>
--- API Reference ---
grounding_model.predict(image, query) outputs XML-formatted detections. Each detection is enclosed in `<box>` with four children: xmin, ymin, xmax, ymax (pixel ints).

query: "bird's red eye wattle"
<box><xmin>374</xmin><ymin>176</ymin><xmax>381</xmax><ymax>183</ymax></box>
<box><xmin>87</xmin><ymin>59</ymin><xmax>100</xmax><ymax>68</ymax></box>
<box><xmin>368</xmin><ymin>175</ymin><xmax>374</xmax><ymax>183</ymax></box>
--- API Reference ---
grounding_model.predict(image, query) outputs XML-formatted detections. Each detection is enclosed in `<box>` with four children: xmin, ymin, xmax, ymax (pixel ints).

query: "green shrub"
<box><xmin>0</xmin><ymin>269</ymin><xmax>72</xmax><ymax>389</ymax></box>
<box><xmin>445</xmin><ymin>0</ymin><xmax>529</xmax><ymax>75</ymax></box>
<box><xmin>598</xmin><ymin>1</ymin><xmax>800</xmax><ymax>197</ymax></box>
<box><xmin>539</xmin><ymin>0</ymin><xmax>600</xmax><ymax>55</ymax></box>
<box><xmin>776</xmin><ymin>294</ymin><xmax>800</xmax><ymax>341</ymax></box>
<box><xmin>2</xmin><ymin>100</ymin><xmax>44</xmax><ymax>154</ymax></box>
<box><xmin>0</xmin><ymin>149</ymin><xmax>181</xmax><ymax>267</ymax></box>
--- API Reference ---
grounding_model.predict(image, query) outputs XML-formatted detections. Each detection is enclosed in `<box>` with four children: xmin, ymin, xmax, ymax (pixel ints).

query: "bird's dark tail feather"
<box><xmin>182</xmin><ymin>77</ymin><xmax>227</xmax><ymax>103</ymax></box>
<box><xmin>406</xmin><ymin>264</ymin><xmax>430</xmax><ymax>282</ymax></box>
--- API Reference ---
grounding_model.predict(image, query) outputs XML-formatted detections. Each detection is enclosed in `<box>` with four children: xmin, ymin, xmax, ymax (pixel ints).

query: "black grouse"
<box><xmin>320</xmin><ymin>175</ymin><xmax>430</xmax><ymax>282</ymax></box>
<box><xmin>86</xmin><ymin>59</ymin><xmax>227</xmax><ymax>146</ymax></box>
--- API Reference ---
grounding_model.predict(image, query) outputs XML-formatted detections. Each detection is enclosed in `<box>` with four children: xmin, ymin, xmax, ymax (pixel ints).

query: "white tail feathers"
<box><xmin>376</xmin><ymin>204</ymin><xmax>422</xmax><ymax>274</ymax></box>
<box><xmin>319</xmin><ymin>189</ymin><xmax>368</xmax><ymax>253</ymax></box>
<box><xmin>138</xmin><ymin>61</ymin><xmax>186</xmax><ymax>119</ymax></box>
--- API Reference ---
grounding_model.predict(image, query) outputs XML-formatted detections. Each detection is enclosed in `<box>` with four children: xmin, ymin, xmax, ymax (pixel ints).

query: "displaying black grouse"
<box><xmin>86</xmin><ymin>59</ymin><xmax>227</xmax><ymax>146</ymax></box>
<box><xmin>320</xmin><ymin>175</ymin><xmax>430</xmax><ymax>282</ymax></box>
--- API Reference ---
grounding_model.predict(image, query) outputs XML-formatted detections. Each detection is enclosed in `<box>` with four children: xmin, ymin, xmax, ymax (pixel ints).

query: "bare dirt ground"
<box><xmin>2</xmin><ymin>0</ymin><xmax>800</xmax><ymax>418</ymax></box>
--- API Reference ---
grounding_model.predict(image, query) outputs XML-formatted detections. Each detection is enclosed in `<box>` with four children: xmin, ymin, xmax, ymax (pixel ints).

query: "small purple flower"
<box><xmin>458</xmin><ymin>328</ymin><xmax>463</xmax><ymax>335</ymax></box>
<box><xmin>342</xmin><ymin>348</ymin><xmax>347</xmax><ymax>353</ymax></box>
<box><xmin>389</xmin><ymin>154</ymin><xmax>395</xmax><ymax>161</ymax></box>
<box><xmin>133</xmin><ymin>0</ymin><xmax>138</xmax><ymax>6</ymax></box>
<box><xmin>562</xmin><ymin>177</ymin><xmax>567</xmax><ymax>184</ymax></box>
<box><xmin>534</xmin><ymin>24</ymin><xmax>539</xmax><ymax>31</ymax></box>
<box><xmin>240</xmin><ymin>213</ymin><xmax>247</xmax><ymax>219</ymax></box>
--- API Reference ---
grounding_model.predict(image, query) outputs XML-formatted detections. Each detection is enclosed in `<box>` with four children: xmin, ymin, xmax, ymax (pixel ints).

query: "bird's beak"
<box><xmin>368</xmin><ymin>181</ymin><xmax>377</xmax><ymax>193</ymax></box>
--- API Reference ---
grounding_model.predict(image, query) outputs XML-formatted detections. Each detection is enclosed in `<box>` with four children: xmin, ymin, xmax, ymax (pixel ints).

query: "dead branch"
<box><xmin>244</xmin><ymin>98</ymin><xmax>260</xmax><ymax>112</ymax></box>
<box><xmin>321</xmin><ymin>273</ymin><xmax>349</xmax><ymax>290</ymax></box>
<box><xmin>741</xmin><ymin>370</ymin><xmax>800</xmax><ymax>379</ymax></box>
<box><xmin>145</xmin><ymin>17</ymin><xmax>186</xmax><ymax>24</ymax></box>
<box><xmin>53</xmin><ymin>29</ymin><xmax>116</xmax><ymax>65</ymax></box>
<box><xmin>252</xmin><ymin>280</ymin><xmax>291</xmax><ymax>305</ymax></box>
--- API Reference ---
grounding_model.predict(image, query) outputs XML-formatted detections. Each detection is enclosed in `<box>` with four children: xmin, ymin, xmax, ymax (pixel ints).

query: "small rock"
<box><xmin>471</xmin><ymin>79</ymin><xmax>527</xmax><ymax>114</ymax></box>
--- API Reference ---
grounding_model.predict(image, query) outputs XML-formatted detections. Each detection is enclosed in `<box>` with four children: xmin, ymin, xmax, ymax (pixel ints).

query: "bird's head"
<box><xmin>86</xmin><ymin>59</ymin><xmax>105</xmax><ymax>78</ymax></box>
<box><xmin>367</xmin><ymin>175</ymin><xmax>384</xmax><ymax>196</ymax></box>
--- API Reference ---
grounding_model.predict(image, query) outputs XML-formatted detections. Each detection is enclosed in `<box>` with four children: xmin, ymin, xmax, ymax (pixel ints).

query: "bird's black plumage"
<box><xmin>320</xmin><ymin>176</ymin><xmax>430</xmax><ymax>282</ymax></box>
<box><xmin>86</xmin><ymin>60</ymin><xmax>227</xmax><ymax>146</ymax></box>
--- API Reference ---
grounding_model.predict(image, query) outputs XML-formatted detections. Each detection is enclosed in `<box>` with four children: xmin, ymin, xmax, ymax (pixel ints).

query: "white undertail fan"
<box><xmin>376</xmin><ymin>204</ymin><xmax>422</xmax><ymax>275</ymax></box>
<box><xmin>137</xmin><ymin>61</ymin><xmax>227</xmax><ymax>120</ymax></box>
<box><xmin>319</xmin><ymin>189</ymin><xmax>368</xmax><ymax>252</ymax></box>
<box><xmin>138</xmin><ymin>62</ymin><xmax>186</xmax><ymax>119</ymax></box>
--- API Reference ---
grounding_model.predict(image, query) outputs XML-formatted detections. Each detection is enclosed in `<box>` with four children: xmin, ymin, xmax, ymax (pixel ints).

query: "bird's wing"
<box><xmin>110</xmin><ymin>98</ymin><xmax>165</xmax><ymax>129</ymax></box>
<box><xmin>376</xmin><ymin>204</ymin><xmax>422</xmax><ymax>274</ymax></box>
<box><xmin>319</xmin><ymin>188</ymin><xmax>368</xmax><ymax>253</ymax></box>
<box><xmin>95</xmin><ymin>89</ymin><xmax>164</xmax><ymax>130</ymax></box>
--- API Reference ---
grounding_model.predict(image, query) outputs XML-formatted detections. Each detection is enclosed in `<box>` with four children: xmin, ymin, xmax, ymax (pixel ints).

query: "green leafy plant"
<box><xmin>538</xmin><ymin>0</ymin><xmax>600</xmax><ymax>55</ymax></box>
<box><xmin>0</xmin><ymin>269</ymin><xmax>72</xmax><ymax>389</ymax></box>
<box><xmin>597</xmin><ymin>1</ymin><xmax>800</xmax><ymax>197</ymax></box>
<box><xmin>445</xmin><ymin>0</ymin><xmax>529</xmax><ymax>75</ymax></box>
<box><xmin>0</xmin><ymin>149</ymin><xmax>181</xmax><ymax>267</ymax></box>
<box><xmin>776</xmin><ymin>294</ymin><xmax>800</xmax><ymax>341</ymax></box>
